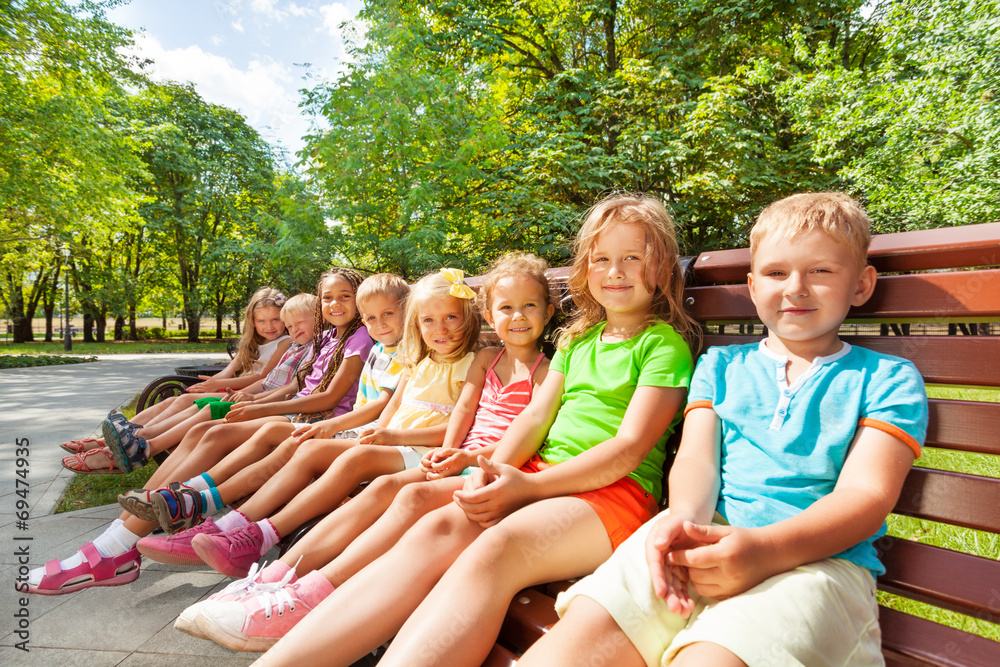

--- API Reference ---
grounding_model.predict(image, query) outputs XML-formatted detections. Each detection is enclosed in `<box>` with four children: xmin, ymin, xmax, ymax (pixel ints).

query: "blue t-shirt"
<box><xmin>686</xmin><ymin>340</ymin><xmax>927</xmax><ymax>575</ymax></box>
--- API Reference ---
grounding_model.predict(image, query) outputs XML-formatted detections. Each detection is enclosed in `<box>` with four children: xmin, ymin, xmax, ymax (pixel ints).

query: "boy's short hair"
<box><xmin>750</xmin><ymin>193</ymin><xmax>872</xmax><ymax>268</ymax></box>
<box><xmin>356</xmin><ymin>273</ymin><xmax>410</xmax><ymax>312</ymax></box>
<box><xmin>281</xmin><ymin>293</ymin><xmax>318</xmax><ymax>322</ymax></box>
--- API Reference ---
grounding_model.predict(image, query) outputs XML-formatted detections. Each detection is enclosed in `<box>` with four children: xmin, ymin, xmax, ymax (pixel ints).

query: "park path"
<box><xmin>0</xmin><ymin>353</ymin><xmax>265</xmax><ymax>665</ymax></box>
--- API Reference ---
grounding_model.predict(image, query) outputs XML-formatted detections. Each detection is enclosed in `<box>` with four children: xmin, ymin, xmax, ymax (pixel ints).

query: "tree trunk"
<box><xmin>96</xmin><ymin>307</ymin><xmax>107</xmax><ymax>342</ymax></box>
<box><xmin>43</xmin><ymin>303</ymin><xmax>55</xmax><ymax>342</ymax></box>
<box><xmin>114</xmin><ymin>315</ymin><xmax>125</xmax><ymax>341</ymax></box>
<box><xmin>83</xmin><ymin>312</ymin><xmax>95</xmax><ymax>343</ymax></box>
<box><xmin>129</xmin><ymin>304</ymin><xmax>138</xmax><ymax>341</ymax></box>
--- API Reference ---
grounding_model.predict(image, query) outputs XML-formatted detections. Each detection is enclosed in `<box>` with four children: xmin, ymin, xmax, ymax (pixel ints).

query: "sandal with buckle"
<box><xmin>59</xmin><ymin>438</ymin><xmax>104</xmax><ymax>455</ymax></box>
<box><xmin>62</xmin><ymin>447</ymin><xmax>126</xmax><ymax>475</ymax></box>
<box><xmin>102</xmin><ymin>419</ymin><xmax>148</xmax><ymax>473</ymax></box>
<box><xmin>27</xmin><ymin>542</ymin><xmax>141</xmax><ymax>595</ymax></box>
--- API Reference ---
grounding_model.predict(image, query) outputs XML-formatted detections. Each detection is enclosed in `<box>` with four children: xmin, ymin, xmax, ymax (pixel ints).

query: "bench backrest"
<box><xmin>682</xmin><ymin>222</ymin><xmax>1000</xmax><ymax>666</ymax></box>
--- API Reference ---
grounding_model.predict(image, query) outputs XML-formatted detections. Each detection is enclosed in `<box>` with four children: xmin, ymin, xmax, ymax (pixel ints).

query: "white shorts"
<box><xmin>555</xmin><ymin>516</ymin><xmax>883</xmax><ymax>666</ymax></box>
<box><xmin>395</xmin><ymin>445</ymin><xmax>433</xmax><ymax>470</ymax></box>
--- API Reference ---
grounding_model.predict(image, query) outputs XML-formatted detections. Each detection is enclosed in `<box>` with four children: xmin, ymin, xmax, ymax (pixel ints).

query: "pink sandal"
<box><xmin>62</xmin><ymin>447</ymin><xmax>126</xmax><ymax>475</ymax></box>
<box><xmin>28</xmin><ymin>542</ymin><xmax>141</xmax><ymax>595</ymax></box>
<box><xmin>59</xmin><ymin>438</ymin><xmax>104</xmax><ymax>455</ymax></box>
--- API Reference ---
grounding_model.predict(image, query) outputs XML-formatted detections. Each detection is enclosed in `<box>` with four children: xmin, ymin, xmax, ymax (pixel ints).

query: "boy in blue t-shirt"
<box><xmin>520</xmin><ymin>193</ymin><xmax>928</xmax><ymax>666</ymax></box>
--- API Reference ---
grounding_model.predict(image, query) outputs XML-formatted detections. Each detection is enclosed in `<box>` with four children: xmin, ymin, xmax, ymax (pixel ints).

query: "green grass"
<box><xmin>0</xmin><ymin>340</ymin><xmax>230</xmax><ymax>355</ymax></box>
<box><xmin>0</xmin><ymin>354</ymin><xmax>97</xmax><ymax>369</ymax></box>
<box><xmin>54</xmin><ymin>396</ymin><xmax>159</xmax><ymax>513</ymax></box>
<box><xmin>879</xmin><ymin>383</ymin><xmax>1000</xmax><ymax>642</ymax></box>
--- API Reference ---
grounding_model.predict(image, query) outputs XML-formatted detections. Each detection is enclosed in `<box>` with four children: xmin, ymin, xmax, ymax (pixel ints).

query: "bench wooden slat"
<box><xmin>498</xmin><ymin>588</ymin><xmax>560</xmax><ymax>656</ymax></box>
<box><xmin>894</xmin><ymin>468</ymin><xmax>1000</xmax><ymax>533</ymax></box>
<box><xmin>878</xmin><ymin>537</ymin><xmax>1000</xmax><ymax>623</ymax></box>
<box><xmin>926</xmin><ymin>400</ymin><xmax>1000</xmax><ymax>455</ymax></box>
<box><xmin>691</xmin><ymin>221</ymin><xmax>1000</xmax><ymax>284</ymax></box>
<box><xmin>481</xmin><ymin>644</ymin><xmax>518</xmax><ymax>667</ymax></box>
<box><xmin>880</xmin><ymin>607</ymin><xmax>1000</xmax><ymax>667</ymax></box>
<box><xmin>686</xmin><ymin>269</ymin><xmax>1000</xmax><ymax>321</ymax></box>
<box><xmin>699</xmin><ymin>336</ymin><xmax>1000</xmax><ymax>388</ymax></box>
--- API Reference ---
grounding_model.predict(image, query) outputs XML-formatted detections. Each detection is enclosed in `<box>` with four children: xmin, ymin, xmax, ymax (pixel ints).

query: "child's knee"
<box><xmin>366</xmin><ymin>475</ymin><xmax>404</xmax><ymax>503</ymax></box>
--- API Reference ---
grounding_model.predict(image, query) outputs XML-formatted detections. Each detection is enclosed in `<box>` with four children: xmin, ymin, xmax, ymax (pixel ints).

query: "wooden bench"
<box><xmin>485</xmin><ymin>222</ymin><xmax>1000</xmax><ymax>666</ymax></box>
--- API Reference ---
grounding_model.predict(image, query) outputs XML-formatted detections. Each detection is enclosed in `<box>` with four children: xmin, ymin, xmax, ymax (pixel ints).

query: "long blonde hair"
<box><xmin>398</xmin><ymin>271</ymin><xmax>482</xmax><ymax>368</ymax></box>
<box><xmin>234</xmin><ymin>287</ymin><xmax>287</xmax><ymax>375</ymax></box>
<box><xmin>559</xmin><ymin>193</ymin><xmax>700</xmax><ymax>351</ymax></box>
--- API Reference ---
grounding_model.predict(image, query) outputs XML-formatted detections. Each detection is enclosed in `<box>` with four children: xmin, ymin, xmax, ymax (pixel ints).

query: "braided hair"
<box><xmin>295</xmin><ymin>267</ymin><xmax>366</xmax><ymax>420</ymax></box>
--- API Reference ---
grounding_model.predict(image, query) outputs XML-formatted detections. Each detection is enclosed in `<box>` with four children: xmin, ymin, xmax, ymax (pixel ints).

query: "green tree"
<box><xmin>132</xmin><ymin>83</ymin><xmax>277</xmax><ymax>341</ymax></box>
<box><xmin>0</xmin><ymin>0</ymin><xmax>143</xmax><ymax>342</ymax></box>
<box><xmin>785</xmin><ymin>0</ymin><xmax>1000</xmax><ymax>230</ymax></box>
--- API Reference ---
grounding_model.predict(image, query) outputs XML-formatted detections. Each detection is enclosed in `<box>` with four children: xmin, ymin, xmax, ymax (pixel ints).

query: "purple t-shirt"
<box><xmin>295</xmin><ymin>326</ymin><xmax>374</xmax><ymax>417</ymax></box>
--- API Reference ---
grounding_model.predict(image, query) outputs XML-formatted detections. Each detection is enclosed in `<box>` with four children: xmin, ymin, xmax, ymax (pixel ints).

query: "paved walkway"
<box><xmin>0</xmin><ymin>354</ymin><xmax>268</xmax><ymax>665</ymax></box>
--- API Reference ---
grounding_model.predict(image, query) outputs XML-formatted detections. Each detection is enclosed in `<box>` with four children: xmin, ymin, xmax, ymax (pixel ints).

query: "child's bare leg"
<box><xmin>139</xmin><ymin>407</ymin><xmax>215</xmax><ymax>456</ymax></box>
<box><xmin>279</xmin><ymin>468</ymin><xmax>432</xmax><ymax>574</ymax></box>
<box><xmin>673</xmin><ymin>644</ymin><xmax>746</xmax><ymax>666</ymax></box>
<box><xmin>266</xmin><ymin>445</ymin><xmax>406</xmax><ymax>536</ymax></box>
<box><xmin>132</xmin><ymin>392</ymin><xmax>204</xmax><ymax>427</ymax></box>
<box><xmin>304</xmin><ymin>475</ymin><xmax>463</xmax><ymax>582</ymax></box>
<box><xmin>379</xmin><ymin>496</ymin><xmax>611</xmax><ymax>667</ymax></box>
<box><xmin>206</xmin><ymin>438</ymin><xmax>300</xmax><ymax>503</ymax></box>
<box><xmin>258</xmin><ymin>503</ymin><xmax>485</xmax><ymax>667</ymax></box>
<box><xmin>518</xmin><ymin>596</ymin><xmax>647</xmax><ymax>667</ymax></box>
<box><xmin>178</xmin><ymin>417</ymin><xmax>288</xmax><ymax>475</ymax></box>
<box><xmin>132</xmin><ymin>404</ymin><xmax>201</xmax><ymax>439</ymax></box>
<box><xmin>204</xmin><ymin>421</ymin><xmax>298</xmax><ymax>483</ymax></box>
<box><xmin>216</xmin><ymin>437</ymin><xmax>351</xmax><ymax>512</ymax></box>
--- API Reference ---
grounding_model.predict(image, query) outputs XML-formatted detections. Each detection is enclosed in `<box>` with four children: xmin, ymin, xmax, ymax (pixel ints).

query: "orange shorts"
<box><xmin>520</xmin><ymin>456</ymin><xmax>658</xmax><ymax>551</ymax></box>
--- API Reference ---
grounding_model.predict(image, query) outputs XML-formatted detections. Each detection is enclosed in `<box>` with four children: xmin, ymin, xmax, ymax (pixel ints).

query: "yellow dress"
<box><xmin>387</xmin><ymin>352</ymin><xmax>476</xmax><ymax>430</ymax></box>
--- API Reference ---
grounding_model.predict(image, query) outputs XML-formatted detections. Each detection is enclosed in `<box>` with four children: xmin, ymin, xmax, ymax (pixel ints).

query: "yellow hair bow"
<box><xmin>440</xmin><ymin>268</ymin><xmax>476</xmax><ymax>300</ymax></box>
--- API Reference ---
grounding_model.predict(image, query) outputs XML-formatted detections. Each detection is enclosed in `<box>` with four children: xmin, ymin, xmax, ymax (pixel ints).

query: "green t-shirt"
<box><xmin>540</xmin><ymin>321</ymin><xmax>694</xmax><ymax>500</ymax></box>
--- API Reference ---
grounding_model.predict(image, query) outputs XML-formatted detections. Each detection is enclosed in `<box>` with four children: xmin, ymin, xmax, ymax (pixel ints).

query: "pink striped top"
<box><xmin>461</xmin><ymin>349</ymin><xmax>545</xmax><ymax>451</ymax></box>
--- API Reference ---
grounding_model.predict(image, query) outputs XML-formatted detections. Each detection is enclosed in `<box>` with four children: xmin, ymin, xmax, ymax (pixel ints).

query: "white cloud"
<box><xmin>232</xmin><ymin>18</ymin><xmax>245</xmax><ymax>33</ymax></box>
<box><xmin>129</xmin><ymin>34</ymin><xmax>311</xmax><ymax>157</ymax></box>
<box><xmin>287</xmin><ymin>2</ymin><xmax>312</xmax><ymax>17</ymax></box>
<box><xmin>318</xmin><ymin>3</ymin><xmax>352</xmax><ymax>38</ymax></box>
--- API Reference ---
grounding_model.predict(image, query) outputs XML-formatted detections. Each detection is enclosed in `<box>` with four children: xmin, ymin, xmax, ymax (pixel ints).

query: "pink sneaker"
<box><xmin>194</xmin><ymin>570</ymin><xmax>334</xmax><ymax>652</ymax></box>
<box><xmin>191</xmin><ymin>522</ymin><xmax>265</xmax><ymax>578</ymax></box>
<box><xmin>174</xmin><ymin>561</ymin><xmax>296</xmax><ymax>639</ymax></box>
<box><xmin>136</xmin><ymin>517</ymin><xmax>221</xmax><ymax>566</ymax></box>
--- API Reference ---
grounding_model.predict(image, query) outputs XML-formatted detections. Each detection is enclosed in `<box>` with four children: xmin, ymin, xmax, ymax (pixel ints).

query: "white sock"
<box><xmin>215</xmin><ymin>510</ymin><xmax>249</xmax><ymax>532</ymax></box>
<box><xmin>92</xmin><ymin>522</ymin><xmax>141</xmax><ymax>557</ymax></box>
<box><xmin>257</xmin><ymin>519</ymin><xmax>281</xmax><ymax>555</ymax></box>
<box><xmin>28</xmin><ymin>522</ymin><xmax>139</xmax><ymax>586</ymax></box>
<box><xmin>200</xmin><ymin>490</ymin><xmax>221</xmax><ymax>515</ymax></box>
<box><xmin>185</xmin><ymin>475</ymin><xmax>210</xmax><ymax>493</ymax></box>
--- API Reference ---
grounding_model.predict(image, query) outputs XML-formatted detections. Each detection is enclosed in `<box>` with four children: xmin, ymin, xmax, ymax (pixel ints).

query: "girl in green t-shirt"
<box><xmin>217</xmin><ymin>194</ymin><xmax>700</xmax><ymax>667</ymax></box>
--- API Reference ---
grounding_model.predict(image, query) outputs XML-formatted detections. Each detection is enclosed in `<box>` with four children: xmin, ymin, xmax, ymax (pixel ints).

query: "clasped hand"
<box><xmin>420</xmin><ymin>448</ymin><xmax>469</xmax><ymax>480</ymax></box>
<box><xmin>451</xmin><ymin>457</ymin><xmax>534</xmax><ymax>527</ymax></box>
<box><xmin>645</xmin><ymin>517</ymin><xmax>774</xmax><ymax>617</ymax></box>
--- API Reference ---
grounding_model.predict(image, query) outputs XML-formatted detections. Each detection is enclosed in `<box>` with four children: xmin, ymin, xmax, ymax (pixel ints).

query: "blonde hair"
<box><xmin>357</xmin><ymin>273</ymin><xmax>410</xmax><ymax>313</ymax></box>
<box><xmin>560</xmin><ymin>193</ymin><xmax>700</xmax><ymax>351</ymax></box>
<box><xmin>750</xmin><ymin>192</ymin><xmax>871</xmax><ymax>269</ymax></box>
<box><xmin>398</xmin><ymin>271</ymin><xmax>481</xmax><ymax>368</ymax></box>
<box><xmin>296</xmin><ymin>267</ymin><xmax>366</xmax><ymax>397</ymax></box>
<box><xmin>281</xmin><ymin>293</ymin><xmax>318</xmax><ymax>322</ymax></box>
<box><xmin>478</xmin><ymin>252</ymin><xmax>552</xmax><ymax>313</ymax></box>
<box><xmin>235</xmin><ymin>287</ymin><xmax>287</xmax><ymax>375</ymax></box>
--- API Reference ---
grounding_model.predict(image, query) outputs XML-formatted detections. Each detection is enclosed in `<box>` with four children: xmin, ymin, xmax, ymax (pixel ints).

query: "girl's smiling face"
<box><xmin>418</xmin><ymin>295</ymin><xmax>467</xmax><ymax>361</ymax></box>
<box><xmin>253</xmin><ymin>306</ymin><xmax>285</xmax><ymax>341</ymax></box>
<box><xmin>321</xmin><ymin>275</ymin><xmax>358</xmax><ymax>329</ymax></box>
<box><xmin>485</xmin><ymin>275</ymin><xmax>552</xmax><ymax>349</ymax></box>
<box><xmin>587</xmin><ymin>222</ymin><xmax>656</xmax><ymax>321</ymax></box>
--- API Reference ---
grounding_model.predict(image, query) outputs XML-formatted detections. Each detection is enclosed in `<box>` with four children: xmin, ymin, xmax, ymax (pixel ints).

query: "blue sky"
<box><xmin>109</xmin><ymin>0</ymin><xmax>365</xmax><ymax>161</ymax></box>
